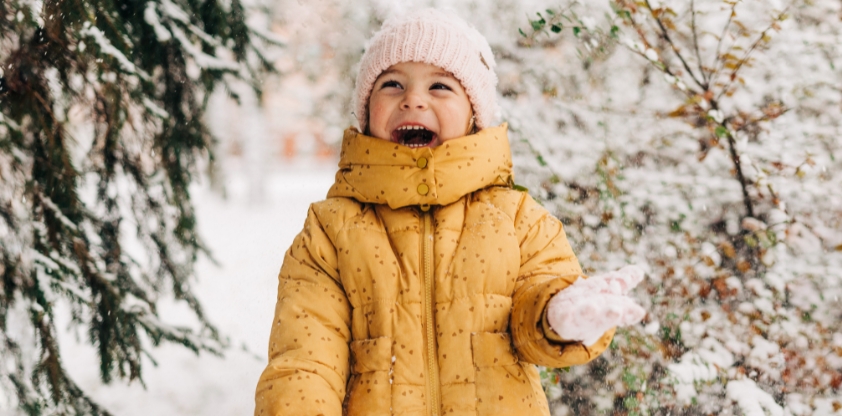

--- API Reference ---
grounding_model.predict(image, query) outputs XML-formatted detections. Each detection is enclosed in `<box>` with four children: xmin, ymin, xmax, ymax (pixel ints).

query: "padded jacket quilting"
<box><xmin>254</xmin><ymin>125</ymin><xmax>614</xmax><ymax>416</ymax></box>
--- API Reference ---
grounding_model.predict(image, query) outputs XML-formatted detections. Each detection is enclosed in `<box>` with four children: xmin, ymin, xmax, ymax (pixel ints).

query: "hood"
<box><xmin>327</xmin><ymin>124</ymin><xmax>513</xmax><ymax>209</ymax></box>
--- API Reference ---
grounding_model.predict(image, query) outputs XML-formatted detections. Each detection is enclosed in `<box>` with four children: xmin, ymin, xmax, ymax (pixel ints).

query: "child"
<box><xmin>255</xmin><ymin>8</ymin><xmax>645</xmax><ymax>416</ymax></box>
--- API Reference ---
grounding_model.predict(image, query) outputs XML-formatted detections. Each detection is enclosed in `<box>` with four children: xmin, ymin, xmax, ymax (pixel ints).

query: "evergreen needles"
<box><xmin>0</xmin><ymin>0</ymin><xmax>275</xmax><ymax>413</ymax></box>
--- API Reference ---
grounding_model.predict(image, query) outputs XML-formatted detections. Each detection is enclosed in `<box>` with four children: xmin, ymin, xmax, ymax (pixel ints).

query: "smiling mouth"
<box><xmin>391</xmin><ymin>125</ymin><xmax>437</xmax><ymax>148</ymax></box>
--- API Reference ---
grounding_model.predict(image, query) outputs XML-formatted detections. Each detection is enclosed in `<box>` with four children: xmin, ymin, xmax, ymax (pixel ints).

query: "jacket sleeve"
<box><xmin>255</xmin><ymin>204</ymin><xmax>352</xmax><ymax>416</ymax></box>
<box><xmin>509</xmin><ymin>193</ymin><xmax>614</xmax><ymax>368</ymax></box>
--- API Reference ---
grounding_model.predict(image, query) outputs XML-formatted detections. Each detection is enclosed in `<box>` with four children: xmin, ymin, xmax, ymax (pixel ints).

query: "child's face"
<box><xmin>368</xmin><ymin>62</ymin><xmax>473</xmax><ymax>148</ymax></box>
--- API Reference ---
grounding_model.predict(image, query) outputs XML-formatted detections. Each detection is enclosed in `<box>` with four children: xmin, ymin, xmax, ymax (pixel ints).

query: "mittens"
<box><xmin>546</xmin><ymin>265</ymin><xmax>647</xmax><ymax>346</ymax></box>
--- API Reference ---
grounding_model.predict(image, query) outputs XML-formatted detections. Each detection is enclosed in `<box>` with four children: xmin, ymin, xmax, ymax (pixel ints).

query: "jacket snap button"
<box><xmin>417</xmin><ymin>183</ymin><xmax>429</xmax><ymax>195</ymax></box>
<box><xmin>416</xmin><ymin>157</ymin><xmax>428</xmax><ymax>169</ymax></box>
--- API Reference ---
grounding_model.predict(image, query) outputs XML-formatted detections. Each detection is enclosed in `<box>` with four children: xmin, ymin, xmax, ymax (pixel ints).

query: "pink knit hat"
<box><xmin>353</xmin><ymin>8</ymin><xmax>499</xmax><ymax>133</ymax></box>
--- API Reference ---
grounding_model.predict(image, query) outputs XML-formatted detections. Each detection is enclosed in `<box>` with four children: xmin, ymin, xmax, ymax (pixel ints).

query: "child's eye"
<box><xmin>380</xmin><ymin>80</ymin><xmax>402</xmax><ymax>89</ymax></box>
<box><xmin>430</xmin><ymin>82</ymin><xmax>452</xmax><ymax>91</ymax></box>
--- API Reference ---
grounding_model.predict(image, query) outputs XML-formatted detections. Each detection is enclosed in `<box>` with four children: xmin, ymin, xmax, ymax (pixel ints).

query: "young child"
<box><xmin>255</xmin><ymin>8</ymin><xmax>645</xmax><ymax>416</ymax></box>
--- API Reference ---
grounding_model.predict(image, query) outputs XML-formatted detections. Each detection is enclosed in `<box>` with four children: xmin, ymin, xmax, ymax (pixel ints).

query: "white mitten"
<box><xmin>546</xmin><ymin>265</ymin><xmax>647</xmax><ymax>346</ymax></box>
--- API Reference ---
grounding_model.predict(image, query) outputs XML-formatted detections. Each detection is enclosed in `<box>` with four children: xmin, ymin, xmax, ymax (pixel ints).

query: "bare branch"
<box><xmin>643</xmin><ymin>0</ymin><xmax>706</xmax><ymax>89</ymax></box>
<box><xmin>722</xmin><ymin>126</ymin><xmax>755</xmax><ymax>218</ymax></box>
<box><xmin>735</xmin><ymin>106</ymin><xmax>791</xmax><ymax>133</ymax></box>
<box><xmin>716</xmin><ymin>6</ymin><xmax>790</xmax><ymax>101</ymax></box>
<box><xmin>690</xmin><ymin>0</ymin><xmax>709</xmax><ymax>87</ymax></box>
<box><xmin>622</xmin><ymin>10</ymin><xmax>699</xmax><ymax>97</ymax></box>
<box><xmin>708</xmin><ymin>2</ymin><xmax>737</xmax><ymax>83</ymax></box>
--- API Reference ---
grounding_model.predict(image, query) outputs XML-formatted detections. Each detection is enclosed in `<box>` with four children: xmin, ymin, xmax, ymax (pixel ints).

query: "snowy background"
<box><xmin>2</xmin><ymin>0</ymin><xmax>841</xmax><ymax>414</ymax></box>
<box><xmin>68</xmin><ymin>0</ymin><xmax>842</xmax><ymax>414</ymax></box>
<box><xmin>58</xmin><ymin>165</ymin><xmax>337</xmax><ymax>415</ymax></box>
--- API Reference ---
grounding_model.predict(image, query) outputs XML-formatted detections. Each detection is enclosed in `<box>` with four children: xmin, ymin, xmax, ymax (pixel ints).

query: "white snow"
<box><xmin>79</xmin><ymin>22</ymin><xmax>150</xmax><ymax>81</ymax></box>
<box><xmin>726</xmin><ymin>378</ymin><xmax>784</xmax><ymax>416</ymax></box>
<box><xmin>668</xmin><ymin>337</ymin><xmax>734</xmax><ymax>405</ymax></box>
<box><xmin>143</xmin><ymin>3</ymin><xmax>172</xmax><ymax>42</ymax></box>
<box><xmin>55</xmin><ymin>166</ymin><xmax>337</xmax><ymax>415</ymax></box>
<box><xmin>141</xmin><ymin>97</ymin><xmax>170</xmax><ymax>119</ymax></box>
<box><xmin>38</xmin><ymin>195</ymin><xmax>79</xmax><ymax>232</ymax></box>
<box><xmin>169</xmin><ymin>25</ymin><xmax>240</xmax><ymax>71</ymax></box>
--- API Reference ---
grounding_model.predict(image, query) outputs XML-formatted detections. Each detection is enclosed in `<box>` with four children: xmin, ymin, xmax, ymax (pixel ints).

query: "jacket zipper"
<box><xmin>421</xmin><ymin>210</ymin><xmax>441</xmax><ymax>416</ymax></box>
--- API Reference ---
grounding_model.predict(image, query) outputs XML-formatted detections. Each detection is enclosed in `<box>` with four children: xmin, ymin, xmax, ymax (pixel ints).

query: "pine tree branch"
<box><xmin>0</xmin><ymin>0</ymin><xmax>268</xmax><ymax>411</ymax></box>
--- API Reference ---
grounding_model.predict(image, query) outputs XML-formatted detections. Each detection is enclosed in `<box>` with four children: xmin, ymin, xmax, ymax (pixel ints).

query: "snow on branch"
<box><xmin>0</xmin><ymin>111</ymin><xmax>22</xmax><ymax>131</ymax></box>
<box><xmin>726</xmin><ymin>379</ymin><xmax>784</xmax><ymax>416</ymax></box>
<box><xmin>157</xmin><ymin>0</ymin><xmax>191</xmax><ymax>24</ymax></box>
<box><xmin>158</xmin><ymin>0</ymin><xmax>225</xmax><ymax>49</ymax></box>
<box><xmin>169</xmin><ymin>25</ymin><xmax>240</xmax><ymax>71</ymax></box>
<box><xmin>37</xmin><ymin>194</ymin><xmax>78</xmax><ymax>232</ymax></box>
<box><xmin>136</xmin><ymin>314</ymin><xmax>223</xmax><ymax>355</ymax></box>
<box><xmin>247</xmin><ymin>22</ymin><xmax>287</xmax><ymax>47</ymax></box>
<box><xmin>142</xmin><ymin>96</ymin><xmax>170</xmax><ymax>119</ymax></box>
<box><xmin>79</xmin><ymin>22</ymin><xmax>151</xmax><ymax>81</ymax></box>
<box><xmin>143</xmin><ymin>2</ymin><xmax>172</xmax><ymax>42</ymax></box>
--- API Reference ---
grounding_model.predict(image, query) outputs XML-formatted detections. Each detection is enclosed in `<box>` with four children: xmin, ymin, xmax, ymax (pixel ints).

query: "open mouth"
<box><xmin>391</xmin><ymin>125</ymin><xmax>437</xmax><ymax>148</ymax></box>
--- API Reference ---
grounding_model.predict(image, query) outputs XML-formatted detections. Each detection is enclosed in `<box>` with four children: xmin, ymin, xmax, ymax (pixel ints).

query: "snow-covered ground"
<box><xmin>59</xmin><ymin>163</ymin><xmax>337</xmax><ymax>415</ymax></box>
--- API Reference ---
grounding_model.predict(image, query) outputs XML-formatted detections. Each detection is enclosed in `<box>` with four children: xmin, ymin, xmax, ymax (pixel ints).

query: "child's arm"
<box><xmin>254</xmin><ymin>204</ymin><xmax>351</xmax><ymax>416</ymax></box>
<box><xmin>508</xmin><ymin>194</ymin><xmax>615</xmax><ymax>368</ymax></box>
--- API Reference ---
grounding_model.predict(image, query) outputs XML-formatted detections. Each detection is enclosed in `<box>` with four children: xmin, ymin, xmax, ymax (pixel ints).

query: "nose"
<box><xmin>401</xmin><ymin>88</ymin><xmax>427</xmax><ymax>110</ymax></box>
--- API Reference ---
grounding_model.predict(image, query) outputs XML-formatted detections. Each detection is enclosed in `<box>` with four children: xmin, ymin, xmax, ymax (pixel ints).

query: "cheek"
<box><xmin>370</xmin><ymin>94</ymin><xmax>392</xmax><ymax>119</ymax></box>
<box><xmin>438</xmin><ymin>100</ymin><xmax>472</xmax><ymax>138</ymax></box>
<box><xmin>367</xmin><ymin>99</ymin><xmax>391</xmax><ymax>139</ymax></box>
<box><xmin>368</xmin><ymin>101</ymin><xmax>383</xmax><ymax>124</ymax></box>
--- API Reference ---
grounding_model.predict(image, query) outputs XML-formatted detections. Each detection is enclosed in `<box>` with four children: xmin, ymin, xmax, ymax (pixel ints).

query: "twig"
<box><xmin>522</xmin><ymin>5</ymin><xmax>576</xmax><ymax>45</ymax></box>
<box><xmin>643</xmin><ymin>0</ymin><xmax>706</xmax><ymax>90</ymax></box>
<box><xmin>716</xmin><ymin>7</ymin><xmax>790</xmax><ymax>101</ymax></box>
<box><xmin>623</xmin><ymin>12</ymin><xmax>698</xmax><ymax>97</ymax></box>
<box><xmin>708</xmin><ymin>2</ymin><xmax>737</xmax><ymax>83</ymax></box>
<box><xmin>734</xmin><ymin>107</ymin><xmax>791</xmax><ymax>133</ymax></box>
<box><xmin>713</xmin><ymin>112</ymin><xmax>755</xmax><ymax>219</ymax></box>
<box><xmin>725</xmin><ymin>129</ymin><xmax>754</xmax><ymax>218</ymax></box>
<box><xmin>690</xmin><ymin>0</ymin><xmax>708</xmax><ymax>87</ymax></box>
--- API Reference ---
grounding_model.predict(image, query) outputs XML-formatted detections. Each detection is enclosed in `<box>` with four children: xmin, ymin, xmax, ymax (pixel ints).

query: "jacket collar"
<box><xmin>327</xmin><ymin>123</ymin><xmax>513</xmax><ymax>209</ymax></box>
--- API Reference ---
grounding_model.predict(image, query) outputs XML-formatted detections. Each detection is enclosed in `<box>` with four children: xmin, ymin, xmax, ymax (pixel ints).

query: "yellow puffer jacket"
<box><xmin>255</xmin><ymin>124</ymin><xmax>614</xmax><ymax>416</ymax></box>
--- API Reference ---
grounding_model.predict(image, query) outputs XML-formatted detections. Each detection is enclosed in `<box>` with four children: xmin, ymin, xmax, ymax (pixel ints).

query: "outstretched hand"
<box><xmin>546</xmin><ymin>265</ymin><xmax>647</xmax><ymax>346</ymax></box>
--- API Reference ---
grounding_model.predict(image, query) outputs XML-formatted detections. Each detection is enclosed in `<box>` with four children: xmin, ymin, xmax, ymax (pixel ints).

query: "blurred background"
<box><xmin>1</xmin><ymin>0</ymin><xmax>840</xmax><ymax>414</ymax></box>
